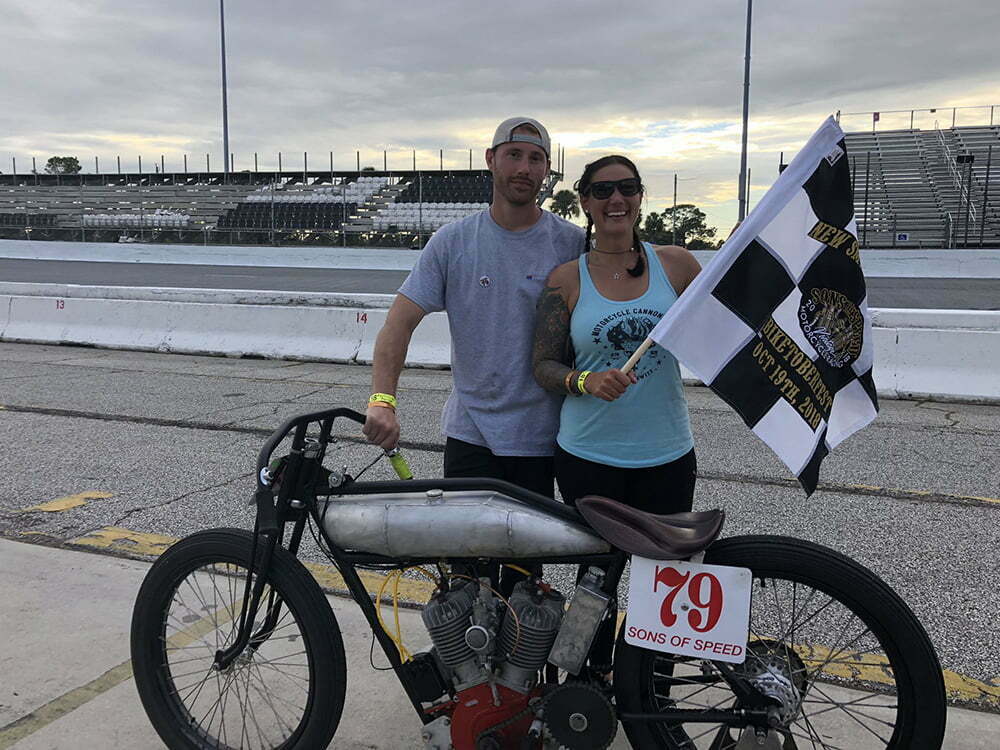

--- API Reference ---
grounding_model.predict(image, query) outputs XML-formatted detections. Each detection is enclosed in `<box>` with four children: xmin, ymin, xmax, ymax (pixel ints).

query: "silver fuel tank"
<box><xmin>316</xmin><ymin>489</ymin><xmax>610</xmax><ymax>558</ymax></box>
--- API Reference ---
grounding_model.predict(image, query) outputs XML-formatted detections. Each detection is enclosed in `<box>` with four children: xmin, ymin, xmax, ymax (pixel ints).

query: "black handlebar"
<box><xmin>251</xmin><ymin>406</ymin><xmax>591</xmax><ymax>531</ymax></box>
<box><xmin>256</xmin><ymin>407</ymin><xmax>366</xmax><ymax>488</ymax></box>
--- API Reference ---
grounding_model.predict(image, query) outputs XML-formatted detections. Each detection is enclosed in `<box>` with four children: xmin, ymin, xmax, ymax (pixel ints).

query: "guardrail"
<box><xmin>1</xmin><ymin>283</ymin><xmax>997</xmax><ymax>403</ymax></box>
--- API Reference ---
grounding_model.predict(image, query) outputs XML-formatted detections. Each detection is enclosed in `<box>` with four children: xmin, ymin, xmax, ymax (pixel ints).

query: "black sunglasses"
<box><xmin>585</xmin><ymin>177</ymin><xmax>642</xmax><ymax>200</ymax></box>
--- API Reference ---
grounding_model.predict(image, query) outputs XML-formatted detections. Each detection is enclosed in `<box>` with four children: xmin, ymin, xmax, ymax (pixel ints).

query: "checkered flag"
<box><xmin>649</xmin><ymin>117</ymin><xmax>877</xmax><ymax>494</ymax></box>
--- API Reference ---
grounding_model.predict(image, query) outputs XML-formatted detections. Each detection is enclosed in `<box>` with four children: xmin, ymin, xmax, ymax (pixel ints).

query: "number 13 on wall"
<box><xmin>625</xmin><ymin>557</ymin><xmax>752</xmax><ymax>664</ymax></box>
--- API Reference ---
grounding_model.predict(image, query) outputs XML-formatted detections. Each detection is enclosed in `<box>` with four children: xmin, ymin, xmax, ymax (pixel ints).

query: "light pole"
<box><xmin>672</xmin><ymin>173</ymin><xmax>678</xmax><ymax>245</ymax></box>
<box><xmin>737</xmin><ymin>0</ymin><xmax>753</xmax><ymax>221</ymax></box>
<box><xmin>219</xmin><ymin>0</ymin><xmax>230</xmax><ymax>176</ymax></box>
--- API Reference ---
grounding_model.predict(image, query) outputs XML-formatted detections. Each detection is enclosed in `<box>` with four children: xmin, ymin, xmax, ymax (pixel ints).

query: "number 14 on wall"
<box><xmin>625</xmin><ymin>557</ymin><xmax>752</xmax><ymax>664</ymax></box>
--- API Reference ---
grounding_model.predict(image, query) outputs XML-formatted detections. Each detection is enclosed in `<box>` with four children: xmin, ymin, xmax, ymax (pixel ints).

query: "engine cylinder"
<box><xmin>421</xmin><ymin>583</ymin><xmax>481</xmax><ymax>686</ymax></box>
<box><xmin>497</xmin><ymin>582</ymin><xmax>565</xmax><ymax>692</ymax></box>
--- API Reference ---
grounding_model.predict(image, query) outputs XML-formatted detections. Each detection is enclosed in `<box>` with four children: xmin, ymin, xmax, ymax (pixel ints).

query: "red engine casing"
<box><xmin>448</xmin><ymin>683</ymin><xmax>543</xmax><ymax>750</ymax></box>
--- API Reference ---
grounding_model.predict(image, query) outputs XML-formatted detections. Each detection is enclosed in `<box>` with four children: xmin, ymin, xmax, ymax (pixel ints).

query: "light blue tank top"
<box><xmin>557</xmin><ymin>242</ymin><xmax>694</xmax><ymax>468</ymax></box>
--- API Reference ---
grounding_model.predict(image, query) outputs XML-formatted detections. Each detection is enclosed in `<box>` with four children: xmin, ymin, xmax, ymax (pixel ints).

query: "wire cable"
<box><xmin>448</xmin><ymin>573</ymin><xmax>522</xmax><ymax>660</ymax></box>
<box><xmin>503</xmin><ymin>563</ymin><xmax>532</xmax><ymax>578</ymax></box>
<box><xmin>352</xmin><ymin>451</ymin><xmax>385</xmax><ymax>481</ymax></box>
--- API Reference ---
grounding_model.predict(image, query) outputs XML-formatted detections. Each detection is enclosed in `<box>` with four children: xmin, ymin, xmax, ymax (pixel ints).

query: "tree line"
<box><xmin>548</xmin><ymin>189</ymin><xmax>719</xmax><ymax>250</ymax></box>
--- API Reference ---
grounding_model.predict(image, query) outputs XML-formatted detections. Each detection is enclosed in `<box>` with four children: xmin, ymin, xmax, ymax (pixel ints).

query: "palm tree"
<box><xmin>548</xmin><ymin>189</ymin><xmax>580</xmax><ymax>219</ymax></box>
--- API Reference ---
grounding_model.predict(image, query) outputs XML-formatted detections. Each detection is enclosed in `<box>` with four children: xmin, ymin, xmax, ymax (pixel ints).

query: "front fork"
<box><xmin>213</xmin><ymin>488</ymin><xmax>308</xmax><ymax>671</ymax></box>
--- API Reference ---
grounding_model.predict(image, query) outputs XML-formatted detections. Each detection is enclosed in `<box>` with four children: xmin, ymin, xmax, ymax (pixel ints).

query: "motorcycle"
<box><xmin>130</xmin><ymin>407</ymin><xmax>946</xmax><ymax>749</ymax></box>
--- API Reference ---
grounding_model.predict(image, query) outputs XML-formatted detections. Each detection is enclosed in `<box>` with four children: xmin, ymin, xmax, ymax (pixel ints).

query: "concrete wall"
<box><xmin>2</xmin><ymin>282</ymin><xmax>998</xmax><ymax>402</ymax></box>
<box><xmin>2</xmin><ymin>240</ymin><xmax>999</xmax><ymax>278</ymax></box>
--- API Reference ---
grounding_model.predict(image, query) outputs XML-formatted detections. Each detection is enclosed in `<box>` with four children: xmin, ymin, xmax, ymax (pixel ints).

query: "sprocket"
<box><xmin>542</xmin><ymin>682</ymin><xmax>616</xmax><ymax>750</ymax></box>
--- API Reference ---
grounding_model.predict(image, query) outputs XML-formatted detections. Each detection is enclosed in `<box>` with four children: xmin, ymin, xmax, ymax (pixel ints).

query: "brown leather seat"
<box><xmin>576</xmin><ymin>495</ymin><xmax>725</xmax><ymax>560</ymax></box>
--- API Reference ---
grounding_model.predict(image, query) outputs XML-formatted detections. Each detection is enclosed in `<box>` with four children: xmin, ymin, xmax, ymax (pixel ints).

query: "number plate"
<box><xmin>624</xmin><ymin>556</ymin><xmax>751</xmax><ymax>664</ymax></box>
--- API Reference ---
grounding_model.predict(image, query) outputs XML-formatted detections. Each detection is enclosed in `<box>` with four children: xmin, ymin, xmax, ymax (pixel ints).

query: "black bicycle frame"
<box><xmin>216</xmin><ymin>407</ymin><xmax>777</xmax><ymax>731</ymax></box>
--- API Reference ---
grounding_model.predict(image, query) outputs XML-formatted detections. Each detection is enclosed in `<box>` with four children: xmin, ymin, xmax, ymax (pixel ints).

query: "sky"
<box><xmin>2</xmin><ymin>0</ymin><xmax>998</xmax><ymax>233</ymax></box>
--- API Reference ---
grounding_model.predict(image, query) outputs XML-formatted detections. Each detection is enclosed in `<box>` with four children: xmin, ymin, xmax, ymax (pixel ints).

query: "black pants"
<box><xmin>554</xmin><ymin>445</ymin><xmax>697</xmax><ymax>514</ymax></box>
<box><xmin>443</xmin><ymin>438</ymin><xmax>553</xmax><ymax>595</ymax></box>
<box><xmin>444</xmin><ymin>437</ymin><xmax>555</xmax><ymax>497</ymax></box>
<box><xmin>555</xmin><ymin>445</ymin><xmax>698</xmax><ymax>669</ymax></box>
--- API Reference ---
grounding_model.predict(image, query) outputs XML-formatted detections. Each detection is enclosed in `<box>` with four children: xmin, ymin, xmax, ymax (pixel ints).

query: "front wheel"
<box><xmin>614</xmin><ymin>535</ymin><xmax>946</xmax><ymax>749</ymax></box>
<box><xmin>130</xmin><ymin>528</ymin><xmax>346</xmax><ymax>749</ymax></box>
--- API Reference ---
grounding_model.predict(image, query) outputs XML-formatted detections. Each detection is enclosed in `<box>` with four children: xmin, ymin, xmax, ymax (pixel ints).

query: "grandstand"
<box><xmin>844</xmin><ymin>123</ymin><xmax>999</xmax><ymax>248</ymax></box>
<box><xmin>5</xmin><ymin>118</ymin><xmax>994</xmax><ymax>250</ymax></box>
<box><xmin>0</xmin><ymin>168</ymin><xmax>558</xmax><ymax>245</ymax></box>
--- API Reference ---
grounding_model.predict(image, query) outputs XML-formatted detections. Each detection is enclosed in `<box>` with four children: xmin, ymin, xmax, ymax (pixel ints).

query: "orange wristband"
<box><xmin>564</xmin><ymin>370</ymin><xmax>578</xmax><ymax>395</ymax></box>
<box><xmin>369</xmin><ymin>392</ymin><xmax>398</xmax><ymax>409</ymax></box>
<box><xmin>368</xmin><ymin>400</ymin><xmax>395</xmax><ymax>411</ymax></box>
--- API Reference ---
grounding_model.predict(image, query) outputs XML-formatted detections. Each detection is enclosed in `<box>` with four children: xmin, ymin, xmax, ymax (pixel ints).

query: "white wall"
<box><xmin>1</xmin><ymin>283</ymin><xmax>997</xmax><ymax>402</ymax></box>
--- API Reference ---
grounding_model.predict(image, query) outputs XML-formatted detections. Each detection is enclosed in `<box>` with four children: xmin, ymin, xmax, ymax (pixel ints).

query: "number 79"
<box><xmin>654</xmin><ymin>565</ymin><xmax>724</xmax><ymax>633</ymax></box>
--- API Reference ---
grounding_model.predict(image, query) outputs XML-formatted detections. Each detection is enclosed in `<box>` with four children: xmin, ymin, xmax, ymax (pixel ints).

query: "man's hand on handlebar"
<box><xmin>363</xmin><ymin>405</ymin><xmax>400</xmax><ymax>452</ymax></box>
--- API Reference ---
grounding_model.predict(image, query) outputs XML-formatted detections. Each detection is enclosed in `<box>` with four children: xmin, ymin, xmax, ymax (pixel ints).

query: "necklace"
<box><xmin>590</xmin><ymin>238</ymin><xmax>634</xmax><ymax>280</ymax></box>
<box><xmin>590</xmin><ymin>256</ymin><xmax>632</xmax><ymax>280</ymax></box>
<box><xmin>590</xmin><ymin>237</ymin><xmax>631</xmax><ymax>255</ymax></box>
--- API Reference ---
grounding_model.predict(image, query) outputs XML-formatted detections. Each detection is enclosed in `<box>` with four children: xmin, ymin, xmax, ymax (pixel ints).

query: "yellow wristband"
<box><xmin>369</xmin><ymin>393</ymin><xmax>398</xmax><ymax>409</ymax></box>
<box><xmin>577</xmin><ymin>370</ymin><xmax>592</xmax><ymax>395</ymax></box>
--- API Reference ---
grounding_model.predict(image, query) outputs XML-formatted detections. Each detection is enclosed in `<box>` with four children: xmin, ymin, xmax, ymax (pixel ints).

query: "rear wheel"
<box><xmin>130</xmin><ymin>528</ymin><xmax>346</xmax><ymax>749</ymax></box>
<box><xmin>614</xmin><ymin>535</ymin><xmax>946</xmax><ymax>749</ymax></box>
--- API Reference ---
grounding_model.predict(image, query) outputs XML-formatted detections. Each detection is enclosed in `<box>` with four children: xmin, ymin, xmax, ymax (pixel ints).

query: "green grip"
<box><xmin>386</xmin><ymin>449</ymin><xmax>413</xmax><ymax>480</ymax></box>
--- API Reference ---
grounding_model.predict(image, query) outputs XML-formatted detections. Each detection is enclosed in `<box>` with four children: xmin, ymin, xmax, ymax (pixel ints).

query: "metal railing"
<box><xmin>837</xmin><ymin>104</ymin><xmax>998</xmax><ymax>133</ymax></box>
<box><xmin>936</xmin><ymin>127</ymin><xmax>977</xmax><ymax>226</ymax></box>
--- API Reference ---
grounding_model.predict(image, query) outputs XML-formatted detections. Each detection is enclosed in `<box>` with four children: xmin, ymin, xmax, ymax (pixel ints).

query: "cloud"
<box><xmin>1</xmin><ymin>0</ymin><xmax>997</xmax><ymax>230</ymax></box>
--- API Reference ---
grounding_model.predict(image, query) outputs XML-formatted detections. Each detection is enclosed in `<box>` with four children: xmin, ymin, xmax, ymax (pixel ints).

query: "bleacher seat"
<box><xmin>394</xmin><ymin>173</ymin><xmax>493</xmax><ymax>204</ymax></box>
<box><xmin>845</xmin><ymin>125</ymin><xmax>1000</xmax><ymax>247</ymax></box>
<box><xmin>372</xmin><ymin>202</ymin><xmax>488</xmax><ymax>231</ymax></box>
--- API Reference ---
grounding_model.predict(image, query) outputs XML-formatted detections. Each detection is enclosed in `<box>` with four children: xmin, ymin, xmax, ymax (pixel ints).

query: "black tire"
<box><xmin>130</xmin><ymin>528</ymin><xmax>346</xmax><ymax>749</ymax></box>
<box><xmin>614</xmin><ymin>535</ymin><xmax>946</xmax><ymax>749</ymax></box>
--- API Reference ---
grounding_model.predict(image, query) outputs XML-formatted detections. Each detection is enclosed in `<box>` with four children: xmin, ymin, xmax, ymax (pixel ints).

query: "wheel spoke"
<box><xmin>131</xmin><ymin>533</ymin><xmax>343</xmax><ymax>749</ymax></box>
<box><xmin>627</xmin><ymin>542</ymin><xmax>943</xmax><ymax>749</ymax></box>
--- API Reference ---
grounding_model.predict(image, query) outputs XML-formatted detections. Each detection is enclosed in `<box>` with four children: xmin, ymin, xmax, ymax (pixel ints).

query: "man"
<box><xmin>363</xmin><ymin>117</ymin><xmax>583</xmax><ymax>500</ymax></box>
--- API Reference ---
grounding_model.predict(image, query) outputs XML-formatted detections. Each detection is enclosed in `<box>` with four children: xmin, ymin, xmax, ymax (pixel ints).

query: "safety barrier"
<box><xmin>1</xmin><ymin>283</ymin><xmax>997</xmax><ymax>403</ymax></box>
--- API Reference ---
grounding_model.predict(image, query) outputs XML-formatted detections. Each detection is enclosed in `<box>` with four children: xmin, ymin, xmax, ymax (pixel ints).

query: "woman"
<box><xmin>532</xmin><ymin>154</ymin><xmax>701</xmax><ymax>671</ymax></box>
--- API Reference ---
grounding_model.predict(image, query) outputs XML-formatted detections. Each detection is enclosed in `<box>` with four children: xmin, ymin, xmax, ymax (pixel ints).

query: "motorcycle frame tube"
<box><xmin>306</xmin><ymin>503</ymin><xmax>437</xmax><ymax>724</ymax></box>
<box><xmin>310</xmin><ymin>501</ymin><xmax>633</xmax><ymax>725</ymax></box>
<box><xmin>249</xmin><ymin>408</ymin><xmax>766</xmax><ymax>728</ymax></box>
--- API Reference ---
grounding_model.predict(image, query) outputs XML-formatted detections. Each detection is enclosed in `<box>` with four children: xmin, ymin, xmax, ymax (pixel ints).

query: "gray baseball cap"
<box><xmin>490</xmin><ymin>117</ymin><xmax>551</xmax><ymax>158</ymax></box>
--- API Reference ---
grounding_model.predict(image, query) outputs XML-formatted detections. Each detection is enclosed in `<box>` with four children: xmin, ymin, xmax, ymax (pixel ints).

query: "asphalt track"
<box><xmin>1</xmin><ymin>242</ymin><xmax>999</xmax><ymax>745</ymax></box>
<box><xmin>2</xmin><ymin>257</ymin><xmax>1000</xmax><ymax>309</ymax></box>
<box><xmin>0</xmin><ymin>342</ymin><xmax>997</xmax><ymax>719</ymax></box>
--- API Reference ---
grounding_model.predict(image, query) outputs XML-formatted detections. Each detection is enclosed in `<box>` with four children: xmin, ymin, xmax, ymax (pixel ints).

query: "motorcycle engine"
<box><xmin>420</xmin><ymin>577</ymin><xmax>569</xmax><ymax>750</ymax></box>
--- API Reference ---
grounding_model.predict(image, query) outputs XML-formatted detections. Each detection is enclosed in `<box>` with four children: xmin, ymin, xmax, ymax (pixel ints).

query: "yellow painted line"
<box><xmin>0</xmin><ymin>598</ymin><xmax>240</xmax><ymax>749</ymax></box>
<box><xmin>942</xmin><ymin>670</ymin><xmax>1000</xmax><ymax>706</ymax></box>
<box><xmin>67</xmin><ymin>526</ymin><xmax>436</xmax><ymax>604</ymax></box>
<box><xmin>304</xmin><ymin>561</ymin><xmax>436</xmax><ymax>605</ymax></box>
<box><xmin>798</xmin><ymin>642</ymin><xmax>1000</xmax><ymax>707</ymax></box>
<box><xmin>845</xmin><ymin>482</ymin><xmax>1000</xmax><ymax>506</ymax></box>
<box><xmin>615</xmin><ymin>615</ymin><xmax>998</xmax><ymax>708</ymax></box>
<box><xmin>62</xmin><ymin>526</ymin><xmax>1000</xmax><ymax>709</ymax></box>
<box><xmin>67</xmin><ymin>526</ymin><xmax>177</xmax><ymax>557</ymax></box>
<box><xmin>21</xmin><ymin>491</ymin><xmax>113</xmax><ymax>513</ymax></box>
<box><xmin>0</xmin><ymin>661</ymin><xmax>135</xmax><ymax>749</ymax></box>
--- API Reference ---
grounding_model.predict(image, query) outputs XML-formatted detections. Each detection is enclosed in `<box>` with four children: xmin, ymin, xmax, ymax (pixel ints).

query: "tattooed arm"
<box><xmin>532</xmin><ymin>262</ymin><xmax>580</xmax><ymax>395</ymax></box>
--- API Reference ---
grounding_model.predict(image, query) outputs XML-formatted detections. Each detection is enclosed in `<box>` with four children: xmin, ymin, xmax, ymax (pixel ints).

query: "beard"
<box><xmin>498</xmin><ymin>177</ymin><xmax>539</xmax><ymax>206</ymax></box>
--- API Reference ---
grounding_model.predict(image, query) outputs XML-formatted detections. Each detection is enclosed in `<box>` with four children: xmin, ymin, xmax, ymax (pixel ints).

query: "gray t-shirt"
<box><xmin>399</xmin><ymin>209</ymin><xmax>584</xmax><ymax>456</ymax></box>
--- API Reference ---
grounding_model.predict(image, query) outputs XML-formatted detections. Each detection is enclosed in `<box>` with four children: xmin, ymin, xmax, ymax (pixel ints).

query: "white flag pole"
<box><xmin>620</xmin><ymin>338</ymin><xmax>654</xmax><ymax>375</ymax></box>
